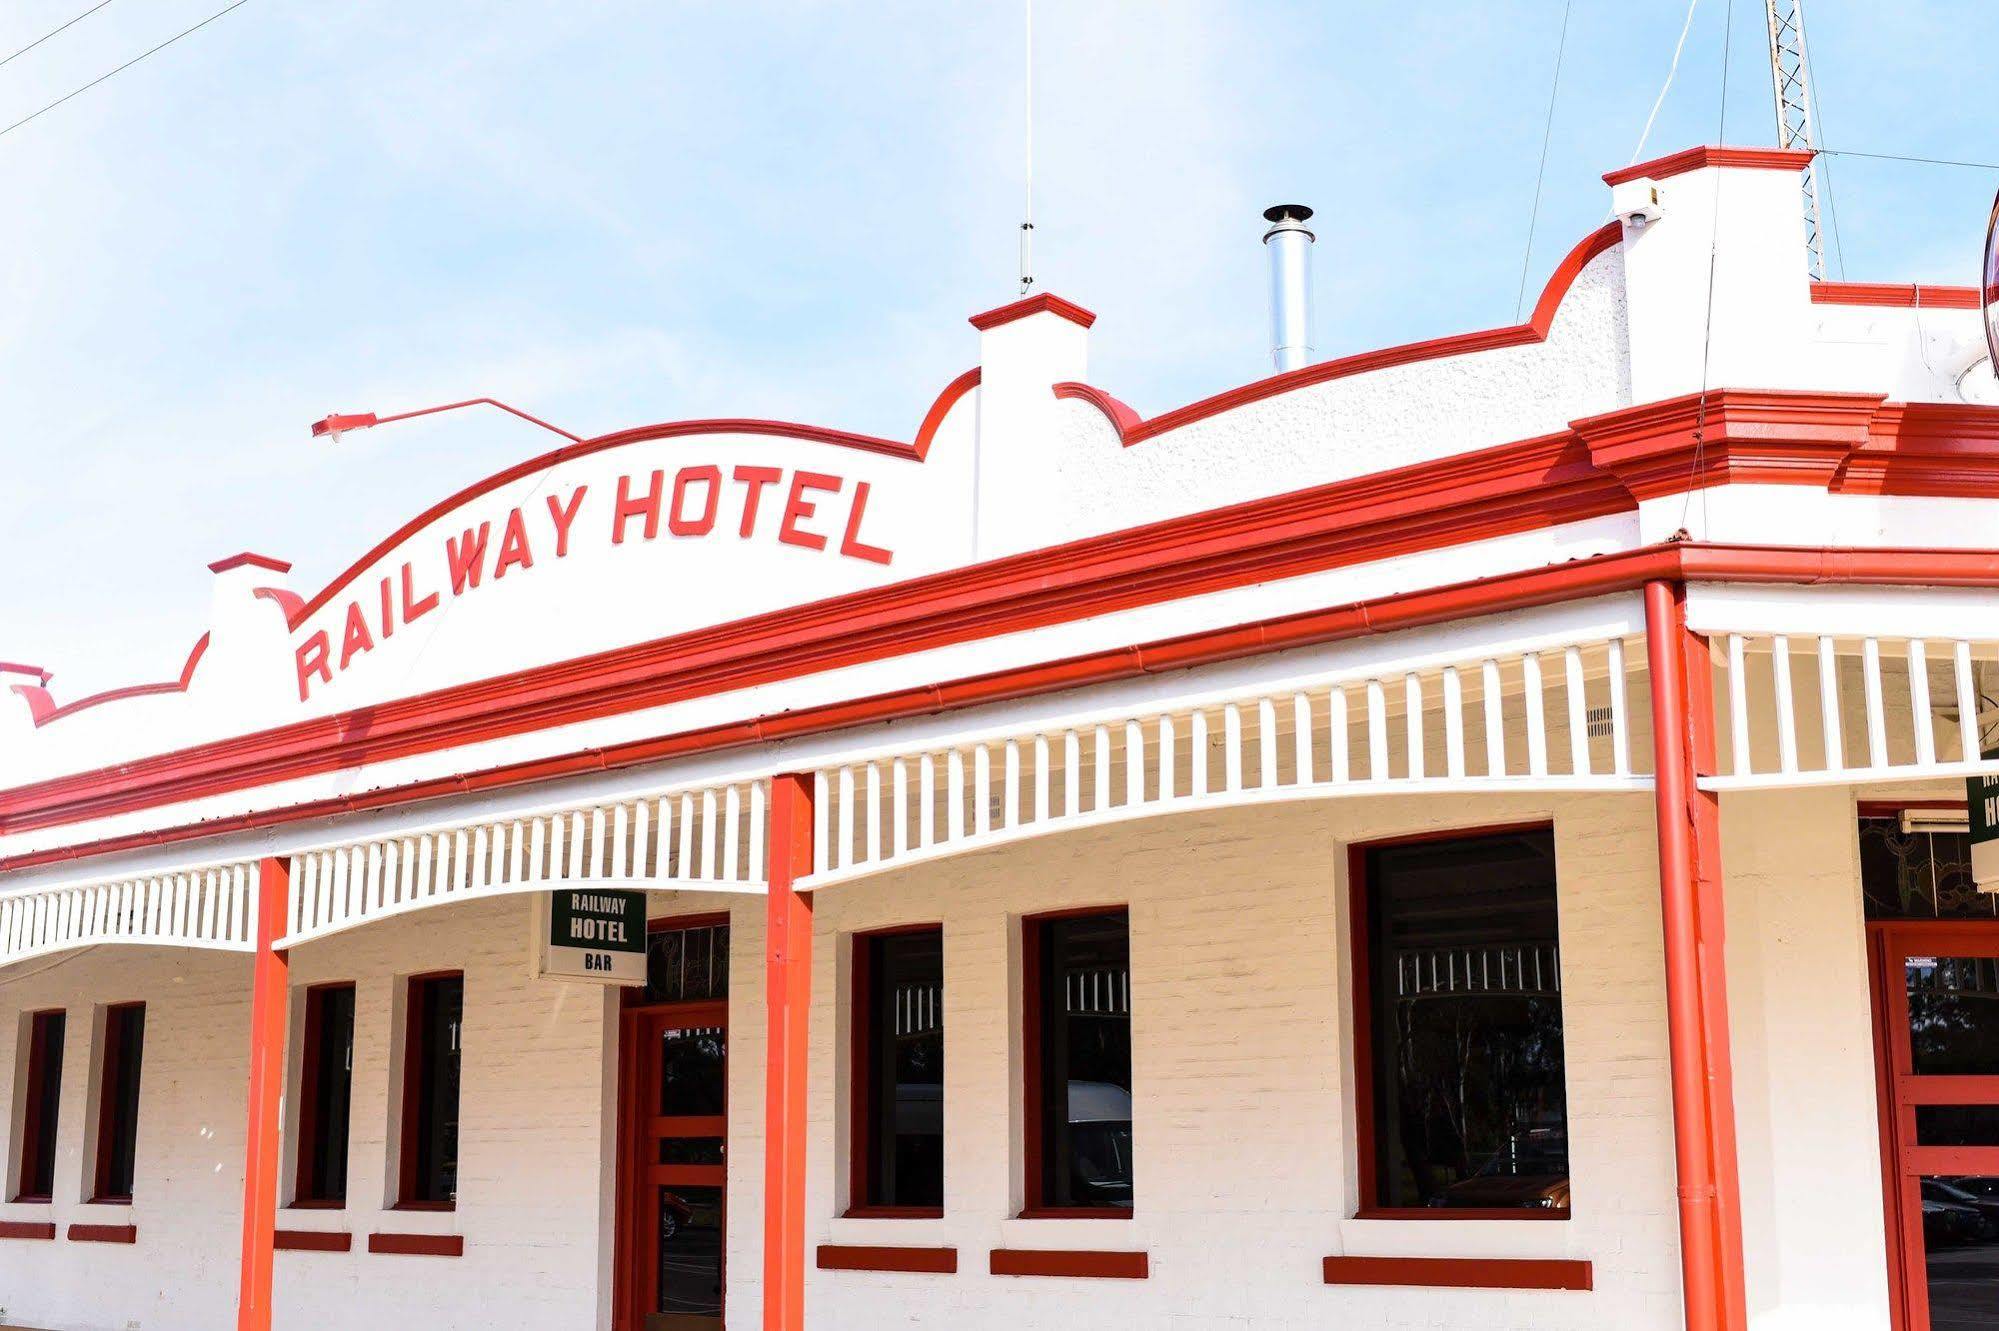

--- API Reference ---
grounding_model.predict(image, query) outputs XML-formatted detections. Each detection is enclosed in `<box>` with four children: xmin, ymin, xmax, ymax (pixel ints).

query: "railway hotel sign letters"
<box><xmin>292</xmin><ymin>459</ymin><xmax>897</xmax><ymax>702</ymax></box>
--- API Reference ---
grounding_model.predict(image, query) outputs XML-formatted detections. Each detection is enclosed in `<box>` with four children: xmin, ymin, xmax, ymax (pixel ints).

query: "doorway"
<box><xmin>1861</xmin><ymin>813</ymin><xmax>1999</xmax><ymax>1331</ymax></box>
<box><xmin>616</xmin><ymin>917</ymin><xmax>732</xmax><ymax>1331</ymax></box>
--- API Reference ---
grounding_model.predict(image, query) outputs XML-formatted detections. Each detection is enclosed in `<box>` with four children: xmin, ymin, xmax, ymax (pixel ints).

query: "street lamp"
<box><xmin>309</xmin><ymin>398</ymin><xmax>583</xmax><ymax>444</ymax></box>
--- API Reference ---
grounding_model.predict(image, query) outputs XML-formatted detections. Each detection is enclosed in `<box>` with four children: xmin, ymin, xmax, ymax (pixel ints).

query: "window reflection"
<box><xmin>1921</xmin><ymin>1176</ymin><xmax>1999</xmax><ymax>1331</ymax></box>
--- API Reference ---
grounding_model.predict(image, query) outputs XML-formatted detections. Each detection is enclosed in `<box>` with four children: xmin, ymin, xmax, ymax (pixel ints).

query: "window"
<box><xmin>851</xmin><ymin>928</ymin><xmax>944</xmax><ymax>1212</ymax></box>
<box><xmin>294</xmin><ymin>984</ymin><xmax>355</xmax><ymax>1205</ymax></box>
<box><xmin>13</xmin><ymin>1010</ymin><xmax>64</xmax><ymax>1203</ymax></box>
<box><xmin>91</xmin><ymin>1003</ymin><xmax>145</xmax><ymax>1203</ymax></box>
<box><xmin>641</xmin><ymin>920</ymin><xmax>730</xmax><ymax>1005</ymax></box>
<box><xmin>1025</xmin><ymin>909</ymin><xmax>1132</xmax><ymax>1214</ymax></box>
<box><xmin>1353</xmin><ymin>826</ymin><xmax>1569</xmax><ymax>1216</ymax></box>
<box><xmin>399</xmin><ymin>974</ymin><xmax>463</xmax><ymax>1208</ymax></box>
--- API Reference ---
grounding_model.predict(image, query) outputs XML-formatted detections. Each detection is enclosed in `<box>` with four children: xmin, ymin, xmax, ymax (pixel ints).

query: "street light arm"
<box><xmin>310</xmin><ymin>397</ymin><xmax>584</xmax><ymax>444</ymax></box>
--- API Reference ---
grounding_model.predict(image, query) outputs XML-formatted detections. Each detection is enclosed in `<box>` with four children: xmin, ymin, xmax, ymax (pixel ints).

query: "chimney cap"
<box><xmin>1262</xmin><ymin>203</ymin><xmax>1314</xmax><ymax>225</ymax></box>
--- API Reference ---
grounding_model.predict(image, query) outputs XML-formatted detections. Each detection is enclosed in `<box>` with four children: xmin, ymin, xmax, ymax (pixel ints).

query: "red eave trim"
<box><xmin>1323</xmin><ymin>1255</ymin><xmax>1593</xmax><ymax>1291</ymax></box>
<box><xmin>968</xmin><ymin>292</ymin><xmax>1097</xmax><ymax>331</ymax></box>
<box><xmin>1603</xmin><ymin>145</ymin><xmax>1814</xmax><ymax>187</ymax></box>
<box><xmin>286</xmin><ymin>369</ymin><xmax>979</xmax><ymax>629</ymax></box>
<box><xmin>1811</xmin><ymin>282</ymin><xmax>1982</xmax><ymax>311</ymax></box>
<box><xmin>208</xmin><ymin>552</ymin><xmax>293</xmax><ymax>575</ymax></box>
<box><xmin>1055</xmin><ymin>222</ymin><xmax>1621</xmax><ymax>446</ymax></box>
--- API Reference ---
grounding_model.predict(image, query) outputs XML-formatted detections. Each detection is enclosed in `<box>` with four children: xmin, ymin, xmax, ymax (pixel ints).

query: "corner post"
<box><xmin>763</xmin><ymin>774</ymin><xmax>815</xmax><ymax>1331</ymax></box>
<box><xmin>237</xmin><ymin>856</ymin><xmax>291</xmax><ymax>1331</ymax></box>
<box><xmin>1643</xmin><ymin>580</ymin><xmax>1748</xmax><ymax>1331</ymax></box>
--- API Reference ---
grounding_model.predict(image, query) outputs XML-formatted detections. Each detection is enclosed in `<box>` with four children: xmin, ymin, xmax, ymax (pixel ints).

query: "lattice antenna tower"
<box><xmin>1764</xmin><ymin>0</ymin><xmax>1827</xmax><ymax>280</ymax></box>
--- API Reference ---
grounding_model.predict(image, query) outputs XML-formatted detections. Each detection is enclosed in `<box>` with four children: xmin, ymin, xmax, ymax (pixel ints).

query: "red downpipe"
<box><xmin>235</xmin><ymin>858</ymin><xmax>290</xmax><ymax>1331</ymax></box>
<box><xmin>1643</xmin><ymin>579</ymin><xmax>1748</xmax><ymax>1331</ymax></box>
<box><xmin>762</xmin><ymin>773</ymin><xmax>814</xmax><ymax>1331</ymax></box>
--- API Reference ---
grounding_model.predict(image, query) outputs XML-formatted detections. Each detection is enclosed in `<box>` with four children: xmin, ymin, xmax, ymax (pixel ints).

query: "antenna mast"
<box><xmin>1019</xmin><ymin>0</ymin><xmax>1034</xmax><ymax>295</ymax></box>
<box><xmin>1763</xmin><ymin>0</ymin><xmax>1827</xmax><ymax>280</ymax></box>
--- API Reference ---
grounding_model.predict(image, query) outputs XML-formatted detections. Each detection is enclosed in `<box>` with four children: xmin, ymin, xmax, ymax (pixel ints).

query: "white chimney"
<box><xmin>1262</xmin><ymin>204</ymin><xmax>1315</xmax><ymax>373</ymax></box>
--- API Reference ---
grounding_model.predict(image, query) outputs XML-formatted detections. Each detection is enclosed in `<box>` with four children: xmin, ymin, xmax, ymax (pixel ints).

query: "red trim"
<box><xmin>1832</xmin><ymin>401</ymin><xmax>1999</xmax><ymax>497</ymax></box>
<box><xmin>274</xmin><ymin>1229</ymin><xmax>351</xmax><ymax>1252</ymax></box>
<box><xmin>0</xmin><ymin>1221</ymin><xmax>56</xmax><ymax>1240</ymax></box>
<box><xmin>1578</xmin><ymin>389</ymin><xmax>1883</xmax><ymax>499</ymax></box>
<box><xmin>1644</xmin><ymin>582</ymin><xmax>1748</xmax><ymax>1331</ymax></box>
<box><xmin>292</xmin><ymin>982</ymin><xmax>353</xmax><ymax>1207</ymax></box>
<box><xmin>236</xmin><ymin>860</ymin><xmax>289</xmax><ymax>1331</ymax></box>
<box><xmin>849</xmin><ymin>923</ymin><xmax>943</xmax><ymax>1212</ymax></box>
<box><xmin>0</xmin><ymin>662</ymin><xmax>53</xmax><ymax>686</ymax></box>
<box><xmin>1812</xmin><ymin>282</ymin><xmax>1981</xmax><ymax>311</ymax></box>
<box><xmin>254</xmin><ymin>586</ymin><xmax>307</xmax><ymax>619</ymax></box>
<box><xmin>1856</xmin><ymin>799</ymin><xmax>1964</xmax><ymax>817</ymax></box>
<box><xmin>67</xmin><ymin>1223</ymin><xmax>137</xmax><ymax>1243</ymax></box>
<box><xmin>908</xmin><ymin>368</ymin><xmax>980</xmax><ymax>462</ymax></box>
<box><xmin>209</xmin><ymin>553</ymin><xmax>293</xmax><ymax>575</ymax></box>
<box><xmin>21</xmin><ymin>537</ymin><xmax>1999</xmax><ymax>875</ymax></box>
<box><xmin>968</xmin><ymin>292</ymin><xmax>1097</xmax><ymax>331</ymax></box>
<box><xmin>1020</xmin><ymin>905</ymin><xmax>1130</xmax><ymax>1215</ymax></box>
<box><xmin>988</xmin><ymin>1249</ymin><xmax>1148</xmax><ymax>1279</ymax></box>
<box><xmin>816</xmin><ymin>1244</ymin><xmax>957</xmax><ymax>1274</ymax></box>
<box><xmin>13</xmin><ymin>1010</ymin><xmax>64</xmax><ymax>1204</ymax></box>
<box><xmin>1056</xmin><ymin>223</ymin><xmax>1622</xmax><ymax>447</ymax></box>
<box><xmin>366</xmin><ymin>1232</ymin><xmax>463</xmax><ymax>1256</ymax></box>
<box><xmin>90</xmin><ymin>1002</ymin><xmax>144</xmax><ymax>1204</ymax></box>
<box><xmin>396</xmin><ymin>971</ymin><xmax>461</xmax><ymax>1209</ymax></box>
<box><xmin>763</xmin><ymin>773</ymin><xmax>814</xmax><ymax>1331</ymax></box>
<box><xmin>1348</xmin><ymin>823</ymin><xmax>1564</xmax><ymax>1219</ymax></box>
<box><xmin>30</xmin><ymin>632</ymin><xmax>212</xmax><ymax>728</ymax></box>
<box><xmin>1322</xmin><ymin>1256</ymin><xmax>1591</xmax><ymax>1291</ymax></box>
<box><xmin>1602</xmin><ymin>145</ymin><xmax>1815</xmax><ymax>187</ymax></box>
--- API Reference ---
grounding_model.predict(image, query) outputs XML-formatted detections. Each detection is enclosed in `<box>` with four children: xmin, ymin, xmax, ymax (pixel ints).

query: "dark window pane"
<box><xmin>1920</xmin><ymin>1176</ymin><xmax>1999</xmax><ymax>1330</ymax></box>
<box><xmin>96</xmin><ymin>1004</ymin><xmax>145</xmax><ymax>1201</ymax></box>
<box><xmin>1859</xmin><ymin>819</ymin><xmax>1999</xmax><ymax>921</ymax></box>
<box><xmin>653</xmin><ymin>1184</ymin><xmax>723</xmax><ymax>1327</ymax></box>
<box><xmin>864</xmin><ymin>930</ymin><xmax>944</xmax><ymax>1208</ymax></box>
<box><xmin>659</xmin><ymin>1137</ymin><xmax>725</xmax><ymax>1166</ymax></box>
<box><xmin>660</xmin><ymin>1027</ymin><xmax>726</xmax><ymax>1118</ymax></box>
<box><xmin>15</xmin><ymin>1011</ymin><xmax>64</xmax><ymax>1201</ymax></box>
<box><xmin>408</xmin><ymin>976</ymin><xmax>463</xmax><ymax>1204</ymax></box>
<box><xmin>1364</xmin><ymin>829</ymin><xmax>1570</xmax><ymax>1213</ymax></box>
<box><xmin>644</xmin><ymin>924</ymin><xmax>731</xmax><ymax>1005</ymax></box>
<box><xmin>1917</xmin><ymin>1106</ymin><xmax>1999</xmax><ymax>1147</ymax></box>
<box><xmin>1907</xmin><ymin>956</ymin><xmax>1999</xmax><ymax>1077</ymax></box>
<box><xmin>301</xmin><ymin>986</ymin><xmax>355</xmax><ymax>1203</ymax></box>
<box><xmin>1035</xmin><ymin>912</ymin><xmax>1132</xmax><ymax>1210</ymax></box>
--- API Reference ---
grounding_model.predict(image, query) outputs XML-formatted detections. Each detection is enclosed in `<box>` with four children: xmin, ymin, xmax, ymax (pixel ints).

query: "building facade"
<box><xmin>2</xmin><ymin>145</ymin><xmax>1998</xmax><ymax>1331</ymax></box>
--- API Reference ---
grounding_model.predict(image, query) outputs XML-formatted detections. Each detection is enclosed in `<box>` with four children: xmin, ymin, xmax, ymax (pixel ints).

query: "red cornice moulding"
<box><xmin>1055</xmin><ymin>222</ymin><xmax>1622</xmax><ymax>447</ymax></box>
<box><xmin>989</xmin><ymin>1248</ymin><xmax>1148</xmax><ymax>1279</ymax></box>
<box><xmin>284</xmin><ymin>368</ymin><xmax>979</xmax><ymax>629</ymax></box>
<box><xmin>1602</xmin><ymin>145</ymin><xmax>1815</xmax><ymax>187</ymax></box>
<box><xmin>1576</xmin><ymin>388</ymin><xmax>1887</xmax><ymax>500</ymax></box>
<box><xmin>816</xmin><ymin>1244</ymin><xmax>958</xmax><ymax>1273</ymax></box>
<box><xmin>968</xmin><ymin>292</ymin><xmax>1097</xmax><ymax>331</ymax></box>
<box><xmin>0</xmin><ymin>662</ymin><xmax>53</xmax><ymax>686</ymax></box>
<box><xmin>1811</xmin><ymin>283</ymin><xmax>1981</xmax><ymax>311</ymax></box>
<box><xmin>208</xmin><ymin>552</ymin><xmax>293</xmax><ymax>575</ymax></box>
<box><xmin>14</xmin><ymin>540</ymin><xmax>1999</xmax><ymax>873</ymax></box>
<box><xmin>1833</xmin><ymin>402</ymin><xmax>1999</xmax><ymax>497</ymax></box>
<box><xmin>0</xmin><ymin>425</ymin><xmax>1632</xmax><ymax>843</ymax></box>
<box><xmin>1323</xmin><ymin>1255</ymin><xmax>1593</xmax><ymax>1291</ymax></box>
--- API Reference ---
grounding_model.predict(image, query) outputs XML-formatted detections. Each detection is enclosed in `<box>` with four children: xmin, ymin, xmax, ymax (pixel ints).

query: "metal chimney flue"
<box><xmin>1262</xmin><ymin>204</ymin><xmax>1315</xmax><ymax>373</ymax></box>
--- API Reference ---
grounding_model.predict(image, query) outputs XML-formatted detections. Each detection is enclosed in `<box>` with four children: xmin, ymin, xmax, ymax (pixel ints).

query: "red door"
<box><xmin>1870</xmin><ymin>923</ymin><xmax>1999</xmax><ymax>1331</ymax></box>
<box><xmin>617</xmin><ymin>1000</ymin><xmax>729</xmax><ymax>1331</ymax></box>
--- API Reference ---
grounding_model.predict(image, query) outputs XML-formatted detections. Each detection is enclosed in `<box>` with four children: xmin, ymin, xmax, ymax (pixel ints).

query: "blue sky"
<box><xmin>3</xmin><ymin>0</ymin><xmax>1995</xmax><ymax>696</ymax></box>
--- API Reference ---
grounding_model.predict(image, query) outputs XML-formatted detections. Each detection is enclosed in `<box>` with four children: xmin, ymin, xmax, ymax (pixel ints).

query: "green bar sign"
<box><xmin>1970</xmin><ymin>754</ymin><xmax>1999</xmax><ymax>891</ymax></box>
<box><xmin>541</xmin><ymin>889</ymin><xmax>647</xmax><ymax>985</ymax></box>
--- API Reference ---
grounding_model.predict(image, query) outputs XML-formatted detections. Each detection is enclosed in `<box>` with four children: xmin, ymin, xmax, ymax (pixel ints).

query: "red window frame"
<box><xmin>396</xmin><ymin>971</ymin><xmax>462</xmax><ymax>1211</ymax></box>
<box><xmin>292</xmin><ymin>982</ymin><xmax>355</xmax><ymax>1208</ymax></box>
<box><xmin>1347</xmin><ymin>822</ymin><xmax>1569</xmax><ymax>1221</ymax></box>
<box><xmin>12</xmin><ymin>1009</ymin><xmax>65</xmax><ymax>1204</ymax></box>
<box><xmin>90</xmin><ymin>1002</ymin><xmax>145</xmax><ymax>1205</ymax></box>
<box><xmin>846</xmin><ymin>923</ymin><xmax>945</xmax><ymax>1218</ymax></box>
<box><xmin>1020</xmin><ymin>904</ymin><xmax>1133</xmax><ymax>1219</ymax></box>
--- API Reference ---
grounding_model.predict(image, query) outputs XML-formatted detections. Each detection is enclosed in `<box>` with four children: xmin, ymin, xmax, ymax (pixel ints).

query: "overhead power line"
<box><xmin>1513</xmin><ymin>0</ymin><xmax>1574</xmax><ymax>323</ymax></box>
<box><xmin>0</xmin><ymin>0</ymin><xmax>116</xmax><ymax>72</ymax></box>
<box><xmin>0</xmin><ymin>0</ymin><xmax>252</xmax><ymax>142</ymax></box>
<box><xmin>1820</xmin><ymin>147</ymin><xmax>1999</xmax><ymax>172</ymax></box>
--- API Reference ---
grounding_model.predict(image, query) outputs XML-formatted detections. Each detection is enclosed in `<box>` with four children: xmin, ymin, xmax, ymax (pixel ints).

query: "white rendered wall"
<box><xmin>1721</xmin><ymin>787</ymin><xmax>1894</xmax><ymax>1331</ymax></box>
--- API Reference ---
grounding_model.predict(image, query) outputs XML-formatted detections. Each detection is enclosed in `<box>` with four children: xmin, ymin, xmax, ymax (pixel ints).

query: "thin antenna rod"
<box><xmin>1019</xmin><ymin>0</ymin><xmax>1034</xmax><ymax>295</ymax></box>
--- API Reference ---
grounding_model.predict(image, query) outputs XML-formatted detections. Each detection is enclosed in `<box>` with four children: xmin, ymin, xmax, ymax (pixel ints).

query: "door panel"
<box><xmin>619</xmin><ymin>1001</ymin><xmax>728</xmax><ymax>1331</ymax></box>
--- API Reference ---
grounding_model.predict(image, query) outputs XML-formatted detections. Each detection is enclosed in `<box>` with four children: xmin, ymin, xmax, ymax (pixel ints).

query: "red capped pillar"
<box><xmin>1643</xmin><ymin>580</ymin><xmax>1748</xmax><ymax>1331</ymax></box>
<box><xmin>763</xmin><ymin>774</ymin><xmax>815</xmax><ymax>1331</ymax></box>
<box><xmin>237</xmin><ymin>857</ymin><xmax>291</xmax><ymax>1331</ymax></box>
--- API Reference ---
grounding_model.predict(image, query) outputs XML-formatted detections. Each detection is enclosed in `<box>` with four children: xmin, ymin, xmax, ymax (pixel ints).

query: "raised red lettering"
<box><xmin>378</xmin><ymin>577</ymin><xmax>396</xmax><ymax>639</ymax></box>
<box><xmin>614</xmin><ymin>470</ymin><xmax>663</xmax><ymax>544</ymax></box>
<box><xmin>838</xmin><ymin>481</ymin><xmax>894</xmax><ymax>565</ymax></box>
<box><xmin>669</xmin><ymin>465</ymin><xmax>722</xmax><ymax>537</ymax></box>
<box><xmin>779</xmin><ymin>471</ymin><xmax>841</xmax><ymax>552</ymax></box>
<box><xmin>295</xmin><ymin>632</ymin><xmax>331</xmax><ymax>701</ymax></box>
<box><xmin>338</xmin><ymin>601</ymin><xmax>374</xmax><ymax>670</ymax></box>
<box><xmin>546</xmin><ymin>485</ymin><xmax>588</xmax><ymax>557</ymax></box>
<box><xmin>446</xmin><ymin>523</ymin><xmax>491</xmax><ymax>594</ymax></box>
<box><xmin>493</xmin><ymin>507</ymin><xmax>535</xmax><ymax>578</ymax></box>
<box><xmin>399</xmin><ymin>562</ymin><xmax>439</xmax><ymax>623</ymax></box>
<box><xmin>732</xmin><ymin>465</ymin><xmax>782</xmax><ymax>538</ymax></box>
